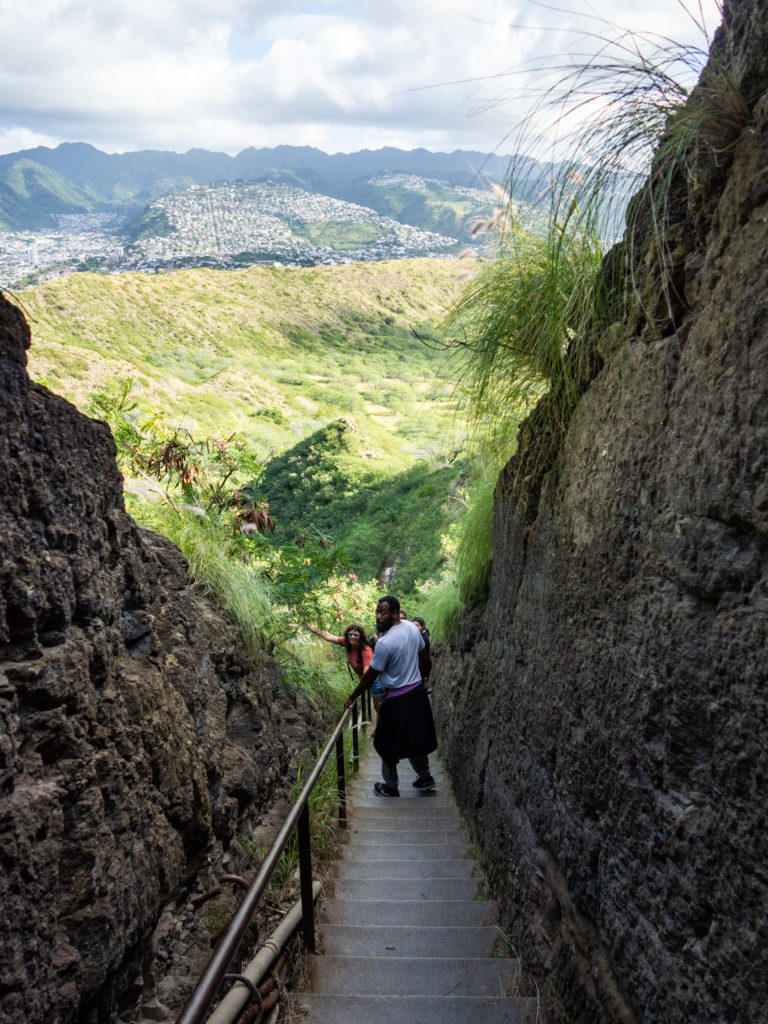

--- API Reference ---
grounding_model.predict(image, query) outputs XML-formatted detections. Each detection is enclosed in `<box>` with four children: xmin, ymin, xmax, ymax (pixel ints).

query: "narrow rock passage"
<box><xmin>291</xmin><ymin>742</ymin><xmax>538</xmax><ymax>1023</ymax></box>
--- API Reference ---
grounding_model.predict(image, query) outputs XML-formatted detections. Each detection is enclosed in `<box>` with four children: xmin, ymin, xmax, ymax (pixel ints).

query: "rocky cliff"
<box><xmin>0</xmin><ymin>292</ymin><xmax>320</xmax><ymax>1022</ymax></box>
<box><xmin>432</xmin><ymin>2</ymin><xmax>767</xmax><ymax>1022</ymax></box>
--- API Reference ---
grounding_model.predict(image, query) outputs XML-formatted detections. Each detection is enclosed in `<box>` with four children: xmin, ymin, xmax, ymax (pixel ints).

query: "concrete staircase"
<box><xmin>291</xmin><ymin>745</ymin><xmax>538</xmax><ymax>1024</ymax></box>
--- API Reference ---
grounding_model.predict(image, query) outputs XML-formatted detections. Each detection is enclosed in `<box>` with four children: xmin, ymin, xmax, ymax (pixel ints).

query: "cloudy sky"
<box><xmin>0</xmin><ymin>0</ymin><xmax>723</xmax><ymax>157</ymax></box>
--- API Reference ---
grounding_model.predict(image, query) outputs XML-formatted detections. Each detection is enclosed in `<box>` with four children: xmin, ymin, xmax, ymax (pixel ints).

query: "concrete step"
<box><xmin>349</xmin><ymin>795</ymin><xmax>453</xmax><ymax>807</ymax></box>
<box><xmin>349</xmin><ymin>775</ymin><xmax>448</xmax><ymax>786</ymax></box>
<box><xmin>349</xmin><ymin>800</ymin><xmax>459</xmax><ymax>817</ymax></box>
<box><xmin>344</xmin><ymin>817</ymin><xmax>463</xmax><ymax>836</ymax></box>
<box><xmin>329</xmin><ymin>858</ymin><xmax>476</xmax><ymax>880</ymax></box>
<box><xmin>353</xmin><ymin>772</ymin><xmax>449</xmax><ymax>784</ymax></box>
<box><xmin>290</xmin><ymin>992</ymin><xmax>539</xmax><ymax>1024</ymax></box>
<box><xmin>319</xmin><ymin>923</ymin><xmax>499</xmax><ymax>958</ymax></box>
<box><xmin>352</xmin><ymin>780</ymin><xmax>449</xmax><ymax>792</ymax></box>
<box><xmin>309</xmin><ymin>955</ymin><xmax>518</xmax><ymax>996</ymax></box>
<box><xmin>353</xmin><ymin>776</ymin><xmax>449</xmax><ymax>785</ymax></box>
<box><xmin>319</xmin><ymin>898</ymin><xmax>495</xmax><ymax>928</ymax></box>
<box><xmin>327</xmin><ymin>877</ymin><xmax>480</xmax><ymax>901</ymax></box>
<box><xmin>336</xmin><ymin>840</ymin><xmax>469</xmax><ymax>861</ymax></box>
<box><xmin>345</xmin><ymin>828</ymin><xmax>463</xmax><ymax>844</ymax></box>
<box><xmin>346</xmin><ymin>811</ymin><xmax>461</xmax><ymax>828</ymax></box>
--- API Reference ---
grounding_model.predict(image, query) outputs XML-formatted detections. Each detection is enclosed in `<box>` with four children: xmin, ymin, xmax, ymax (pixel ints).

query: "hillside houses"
<box><xmin>0</xmin><ymin>179</ymin><xmax>463</xmax><ymax>288</ymax></box>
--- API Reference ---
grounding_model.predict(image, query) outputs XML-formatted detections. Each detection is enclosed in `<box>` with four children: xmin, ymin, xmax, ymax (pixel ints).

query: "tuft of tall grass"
<box><xmin>137</xmin><ymin>500</ymin><xmax>351</xmax><ymax>707</ymax></box>
<box><xmin>279</xmin><ymin>646</ymin><xmax>350</xmax><ymax>712</ymax></box>
<box><xmin>455</xmin><ymin>475</ymin><xmax>496</xmax><ymax>606</ymax></box>
<box><xmin>416</xmin><ymin>571</ymin><xmax>463</xmax><ymax>643</ymax></box>
<box><xmin>143</xmin><ymin>500</ymin><xmax>277</xmax><ymax>664</ymax></box>
<box><xmin>497</xmin><ymin>2</ymin><xmax>741</xmax><ymax>333</ymax></box>
<box><xmin>446</xmin><ymin>214</ymin><xmax>604</xmax><ymax>455</ymax></box>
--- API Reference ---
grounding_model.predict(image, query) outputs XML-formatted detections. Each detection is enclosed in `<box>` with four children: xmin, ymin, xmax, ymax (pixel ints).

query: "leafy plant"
<box><xmin>91</xmin><ymin>379</ymin><xmax>374</xmax><ymax>700</ymax></box>
<box><xmin>89</xmin><ymin>374</ymin><xmax>268</xmax><ymax>515</ymax></box>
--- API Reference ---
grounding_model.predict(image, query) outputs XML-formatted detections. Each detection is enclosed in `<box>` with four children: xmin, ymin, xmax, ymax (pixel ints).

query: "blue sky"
<box><xmin>0</xmin><ymin>0</ymin><xmax>723</xmax><ymax>157</ymax></box>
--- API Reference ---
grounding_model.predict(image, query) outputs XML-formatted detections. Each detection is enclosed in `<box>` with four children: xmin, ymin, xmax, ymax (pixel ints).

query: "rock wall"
<box><xmin>0</xmin><ymin>292</ymin><xmax>319</xmax><ymax>1023</ymax></box>
<box><xmin>432</xmin><ymin>3</ymin><xmax>768</xmax><ymax>1022</ymax></box>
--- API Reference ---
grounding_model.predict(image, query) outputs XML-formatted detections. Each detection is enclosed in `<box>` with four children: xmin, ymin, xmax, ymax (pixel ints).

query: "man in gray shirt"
<box><xmin>344</xmin><ymin>595</ymin><xmax>437</xmax><ymax>796</ymax></box>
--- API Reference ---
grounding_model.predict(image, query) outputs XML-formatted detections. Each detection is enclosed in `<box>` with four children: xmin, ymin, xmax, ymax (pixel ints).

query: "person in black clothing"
<box><xmin>412</xmin><ymin>617</ymin><xmax>431</xmax><ymax>691</ymax></box>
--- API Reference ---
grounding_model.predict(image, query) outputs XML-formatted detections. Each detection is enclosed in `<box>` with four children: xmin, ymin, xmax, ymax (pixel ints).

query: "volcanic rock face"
<box><xmin>432</xmin><ymin>3</ymin><xmax>768</xmax><ymax>1022</ymax></box>
<box><xmin>0</xmin><ymin>294</ymin><xmax>314</xmax><ymax>1022</ymax></box>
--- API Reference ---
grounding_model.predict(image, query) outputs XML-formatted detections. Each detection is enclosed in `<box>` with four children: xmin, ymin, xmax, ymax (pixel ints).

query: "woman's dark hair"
<box><xmin>412</xmin><ymin>616</ymin><xmax>426</xmax><ymax>628</ymax></box>
<box><xmin>343</xmin><ymin>623</ymin><xmax>371</xmax><ymax>650</ymax></box>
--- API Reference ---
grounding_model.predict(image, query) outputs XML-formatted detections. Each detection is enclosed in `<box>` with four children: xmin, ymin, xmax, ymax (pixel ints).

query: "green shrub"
<box><xmin>253</xmin><ymin>407</ymin><xmax>287</xmax><ymax>424</ymax></box>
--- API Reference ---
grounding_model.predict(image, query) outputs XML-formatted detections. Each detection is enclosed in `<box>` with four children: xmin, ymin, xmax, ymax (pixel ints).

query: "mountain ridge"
<box><xmin>0</xmin><ymin>141</ymin><xmax>525</xmax><ymax>231</ymax></box>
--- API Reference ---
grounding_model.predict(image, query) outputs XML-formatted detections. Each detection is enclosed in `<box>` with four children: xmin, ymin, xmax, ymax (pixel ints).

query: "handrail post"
<box><xmin>335</xmin><ymin>733</ymin><xmax>347</xmax><ymax>828</ymax></box>
<box><xmin>352</xmin><ymin>700</ymin><xmax>359</xmax><ymax>770</ymax></box>
<box><xmin>297</xmin><ymin>804</ymin><xmax>315</xmax><ymax>953</ymax></box>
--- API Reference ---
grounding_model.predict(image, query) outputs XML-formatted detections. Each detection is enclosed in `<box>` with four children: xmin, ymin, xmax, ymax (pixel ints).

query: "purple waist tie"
<box><xmin>381</xmin><ymin>680</ymin><xmax>423</xmax><ymax>702</ymax></box>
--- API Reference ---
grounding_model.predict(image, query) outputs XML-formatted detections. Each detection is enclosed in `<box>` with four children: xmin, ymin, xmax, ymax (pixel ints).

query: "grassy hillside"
<box><xmin>261</xmin><ymin>418</ymin><xmax>460</xmax><ymax>591</ymax></box>
<box><xmin>21</xmin><ymin>258</ymin><xmax>465</xmax><ymax>462</ymax></box>
<box><xmin>18</xmin><ymin>257</ymin><xmax>469</xmax><ymax>599</ymax></box>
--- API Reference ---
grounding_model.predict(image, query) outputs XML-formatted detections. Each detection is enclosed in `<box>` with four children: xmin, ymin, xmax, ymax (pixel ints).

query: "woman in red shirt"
<box><xmin>306</xmin><ymin>622</ymin><xmax>374</xmax><ymax>680</ymax></box>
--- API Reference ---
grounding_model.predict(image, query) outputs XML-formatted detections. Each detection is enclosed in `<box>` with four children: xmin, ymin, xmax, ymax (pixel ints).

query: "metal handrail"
<box><xmin>176</xmin><ymin>695</ymin><xmax>366</xmax><ymax>1024</ymax></box>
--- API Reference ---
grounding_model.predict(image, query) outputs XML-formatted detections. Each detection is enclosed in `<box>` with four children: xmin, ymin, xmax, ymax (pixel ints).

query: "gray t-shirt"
<box><xmin>370</xmin><ymin>620</ymin><xmax>425</xmax><ymax>691</ymax></box>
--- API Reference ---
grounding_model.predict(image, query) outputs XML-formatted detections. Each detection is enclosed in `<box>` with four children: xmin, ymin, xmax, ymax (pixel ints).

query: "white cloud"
<box><xmin>0</xmin><ymin>0</ymin><xmax>723</xmax><ymax>156</ymax></box>
<box><xmin>0</xmin><ymin>126</ymin><xmax>62</xmax><ymax>154</ymax></box>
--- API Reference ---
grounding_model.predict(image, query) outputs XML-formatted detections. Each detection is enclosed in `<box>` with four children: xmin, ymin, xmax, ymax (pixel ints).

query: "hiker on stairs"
<box><xmin>305</xmin><ymin>621</ymin><xmax>374</xmax><ymax>681</ymax></box>
<box><xmin>344</xmin><ymin>594</ymin><xmax>437</xmax><ymax>797</ymax></box>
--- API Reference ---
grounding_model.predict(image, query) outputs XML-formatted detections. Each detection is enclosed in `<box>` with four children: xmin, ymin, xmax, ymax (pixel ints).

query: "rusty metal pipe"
<box><xmin>240</xmin><ymin>987</ymin><xmax>278</xmax><ymax>1024</ymax></box>
<box><xmin>191</xmin><ymin>886</ymin><xmax>222</xmax><ymax>908</ymax></box>
<box><xmin>205</xmin><ymin>879</ymin><xmax>322</xmax><ymax>1024</ymax></box>
<box><xmin>218</xmin><ymin>874</ymin><xmax>249</xmax><ymax>890</ymax></box>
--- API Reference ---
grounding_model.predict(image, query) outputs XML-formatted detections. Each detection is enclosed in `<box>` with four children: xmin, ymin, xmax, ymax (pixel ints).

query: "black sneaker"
<box><xmin>373</xmin><ymin>782</ymin><xmax>400</xmax><ymax>797</ymax></box>
<box><xmin>412</xmin><ymin>775</ymin><xmax>436</xmax><ymax>791</ymax></box>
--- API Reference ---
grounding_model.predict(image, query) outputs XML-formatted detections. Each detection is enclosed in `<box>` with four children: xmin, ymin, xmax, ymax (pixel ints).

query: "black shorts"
<box><xmin>373</xmin><ymin>684</ymin><xmax>437</xmax><ymax>765</ymax></box>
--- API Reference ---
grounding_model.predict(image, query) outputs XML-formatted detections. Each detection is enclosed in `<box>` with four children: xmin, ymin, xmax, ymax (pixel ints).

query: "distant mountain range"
<box><xmin>0</xmin><ymin>142</ymin><xmax>550</xmax><ymax>233</ymax></box>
